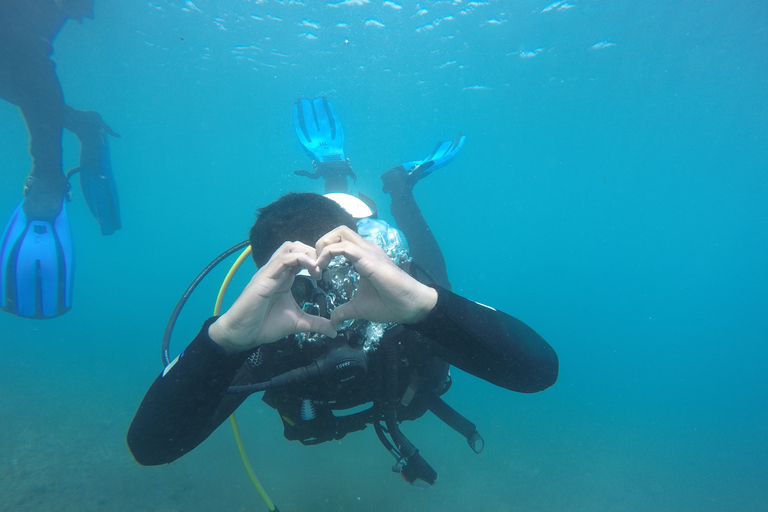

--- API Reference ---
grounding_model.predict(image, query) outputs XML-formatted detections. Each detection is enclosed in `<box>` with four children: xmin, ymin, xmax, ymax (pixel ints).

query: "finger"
<box><xmin>317</xmin><ymin>241</ymin><xmax>392</xmax><ymax>281</ymax></box>
<box><xmin>329</xmin><ymin>301</ymin><xmax>359</xmax><ymax>330</ymax></box>
<box><xmin>262</xmin><ymin>254</ymin><xmax>316</xmax><ymax>285</ymax></box>
<box><xmin>262</xmin><ymin>241</ymin><xmax>320</xmax><ymax>278</ymax></box>
<box><xmin>314</xmin><ymin>225</ymin><xmax>363</xmax><ymax>256</ymax></box>
<box><xmin>315</xmin><ymin>239</ymin><xmax>365</xmax><ymax>270</ymax></box>
<box><xmin>296</xmin><ymin>313</ymin><xmax>338</xmax><ymax>339</ymax></box>
<box><xmin>315</xmin><ymin>230</ymin><xmax>382</xmax><ymax>271</ymax></box>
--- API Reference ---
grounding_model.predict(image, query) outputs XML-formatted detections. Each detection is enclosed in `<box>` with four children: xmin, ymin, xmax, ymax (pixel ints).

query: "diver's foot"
<box><xmin>295</xmin><ymin>159</ymin><xmax>356</xmax><ymax>194</ymax></box>
<box><xmin>381</xmin><ymin>162</ymin><xmax>434</xmax><ymax>195</ymax></box>
<box><xmin>65</xmin><ymin>107</ymin><xmax>120</xmax><ymax>145</ymax></box>
<box><xmin>22</xmin><ymin>174</ymin><xmax>70</xmax><ymax>223</ymax></box>
<box><xmin>381</xmin><ymin>165</ymin><xmax>410</xmax><ymax>195</ymax></box>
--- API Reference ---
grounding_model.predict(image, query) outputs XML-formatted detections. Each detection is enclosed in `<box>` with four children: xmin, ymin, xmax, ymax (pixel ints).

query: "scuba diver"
<box><xmin>0</xmin><ymin>0</ymin><xmax>121</xmax><ymax>319</ymax></box>
<box><xmin>127</xmin><ymin>98</ymin><xmax>558</xmax><ymax>489</ymax></box>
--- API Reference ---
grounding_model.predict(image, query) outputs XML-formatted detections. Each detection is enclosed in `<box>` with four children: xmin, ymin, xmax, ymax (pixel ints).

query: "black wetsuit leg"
<box><xmin>0</xmin><ymin>44</ymin><xmax>66</xmax><ymax>221</ymax></box>
<box><xmin>382</xmin><ymin>166</ymin><xmax>451</xmax><ymax>290</ymax></box>
<box><xmin>0</xmin><ymin>47</ymin><xmax>64</xmax><ymax>177</ymax></box>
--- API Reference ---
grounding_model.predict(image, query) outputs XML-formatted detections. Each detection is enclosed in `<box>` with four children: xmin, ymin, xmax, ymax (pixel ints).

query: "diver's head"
<box><xmin>59</xmin><ymin>0</ymin><xmax>95</xmax><ymax>22</ymax></box>
<box><xmin>249</xmin><ymin>192</ymin><xmax>357</xmax><ymax>267</ymax></box>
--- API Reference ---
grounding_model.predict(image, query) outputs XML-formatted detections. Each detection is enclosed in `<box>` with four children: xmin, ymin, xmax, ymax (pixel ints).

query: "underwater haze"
<box><xmin>1</xmin><ymin>0</ymin><xmax>767</xmax><ymax>510</ymax></box>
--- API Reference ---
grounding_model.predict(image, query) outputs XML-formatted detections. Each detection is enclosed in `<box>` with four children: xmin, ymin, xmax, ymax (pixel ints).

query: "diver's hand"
<box><xmin>208</xmin><ymin>242</ymin><xmax>337</xmax><ymax>353</ymax></box>
<box><xmin>314</xmin><ymin>226</ymin><xmax>438</xmax><ymax>330</ymax></box>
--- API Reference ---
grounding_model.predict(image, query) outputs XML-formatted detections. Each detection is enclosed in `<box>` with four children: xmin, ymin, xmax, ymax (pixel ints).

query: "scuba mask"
<box><xmin>283</xmin><ymin>219</ymin><xmax>411</xmax><ymax>392</ymax></box>
<box><xmin>291</xmin><ymin>255</ymin><xmax>360</xmax><ymax>348</ymax></box>
<box><xmin>291</xmin><ymin>218</ymin><xmax>411</xmax><ymax>353</ymax></box>
<box><xmin>291</xmin><ymin>256</ymin><xmax>358</xmax><ymax>326</ymax></box>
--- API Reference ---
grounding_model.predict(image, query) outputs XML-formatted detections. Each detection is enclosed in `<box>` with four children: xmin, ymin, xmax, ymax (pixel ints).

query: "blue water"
<box><xmin>1</xmin><ymin>1</ymin><xmax>766</xmax><ymax>510</ymax></box>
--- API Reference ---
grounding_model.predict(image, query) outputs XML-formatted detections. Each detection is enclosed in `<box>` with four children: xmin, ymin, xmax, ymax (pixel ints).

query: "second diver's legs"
<box><xmin>0</xmin><ymin>49</ymin><xmax>68</xmax><ymax>222</ymax></box>
<box><xmin>0</xmin><ymin>49</ymin><xmax>72</xmax><ymax>318</ymax></box>
<box><xmin>381</xmin><ymin>165</ymin><xmax>451</xmax><ymax>291</ymax></box>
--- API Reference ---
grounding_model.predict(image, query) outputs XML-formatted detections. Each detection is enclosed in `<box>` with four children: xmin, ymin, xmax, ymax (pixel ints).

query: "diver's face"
<box><xmin>291</xmin><ymin>274</ymin><xmax>328</xmax><ymax>318</ymax></box>
<box><xmin>290</xmin><ymin>258</ymin><xmax>361</xmax><ymax>347</ymax></box>
<box><xmin>291</xmin><ymin>257</ymin><xmax>359</xmax><ymax>320</ymax></box>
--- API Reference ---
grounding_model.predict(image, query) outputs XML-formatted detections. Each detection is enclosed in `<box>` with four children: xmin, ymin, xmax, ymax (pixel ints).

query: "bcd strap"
<box><xmin>429</xmin><ymin>396</ymin><xmax>485</xmax><ymax>454</ymax></box>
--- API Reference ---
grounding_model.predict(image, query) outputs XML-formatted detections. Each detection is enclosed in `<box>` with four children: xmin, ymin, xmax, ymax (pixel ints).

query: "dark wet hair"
<box><xmin>249</xmin><ymin>192</ymin><xmax>357</xmax><ymax>267</ymax></box>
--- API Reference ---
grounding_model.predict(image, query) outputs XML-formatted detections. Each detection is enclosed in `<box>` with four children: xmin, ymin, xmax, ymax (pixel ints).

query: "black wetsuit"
<box><xmin>0</xmin><ymin>1</ymin><xmax>69</xmax><ymax>200</ymax></box>
<box><xmin>0</xmin><ymin>1</ymin><xmax>104</xmax><ymax>221</ymax></box>
<box><xmin>128</xmin><ymin>285</ymin><xmax>558</xmax><ymax>466</ymax></box>
<box><xmin>128</xmin><ymin>168</ymin><xmax>557</xmax><ymax>467</ymax></box>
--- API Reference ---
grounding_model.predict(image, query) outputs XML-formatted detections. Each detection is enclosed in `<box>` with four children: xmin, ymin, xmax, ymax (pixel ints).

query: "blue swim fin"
<box><xmin>293</xmin><ymin>97</ymin><xmax>345</xmax><ymax>162</ymax></box>
<box><xmin>69</xmin><ymin>135</ymin><xmax>121</xmax><ymax>236</ymax></box>
<box><xmin>401</xmin><ymin>133</ymin><xmax>465</xmax><ymax>175</ymax></box>
<box><xmin>0</xmin><ymin>200</ymin><xmax>74</xmax><ymax>318</ymax></box>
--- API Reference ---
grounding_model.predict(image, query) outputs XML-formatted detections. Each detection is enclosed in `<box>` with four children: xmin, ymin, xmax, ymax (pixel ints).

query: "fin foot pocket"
<box><xmin>1</xmin><ymin>200</ymin><xmax>74</xmax><ymax>318</ymax></box>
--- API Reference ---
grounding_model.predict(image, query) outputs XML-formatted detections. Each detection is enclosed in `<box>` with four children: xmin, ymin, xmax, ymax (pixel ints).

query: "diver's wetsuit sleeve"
<box><xmin>127</xmin><ymin>317</ymin><xmax>251</xmax><ymax>466</ymax></box>
<box><xmin>407</xmin><ymin>286</ymin><xmax>558</xmax><ymax>393</ymax></box>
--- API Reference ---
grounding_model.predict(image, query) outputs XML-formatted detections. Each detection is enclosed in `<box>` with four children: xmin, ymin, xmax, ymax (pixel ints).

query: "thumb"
<box><xmin>329</xmin><ymin>301</ymin><xmax>359</xmax><ymax>330</ymax></box>
<box><xmin>297</xmin><ymin>313</ymin><xmax>338</xmax><ymax>339</ymax></box>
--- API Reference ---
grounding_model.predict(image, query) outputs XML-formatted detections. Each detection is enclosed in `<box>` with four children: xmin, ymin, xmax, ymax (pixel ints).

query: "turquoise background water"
<box><xmin>1</xmin><ymin>1</ymin><xmax>766</xmax><ymax>510</ymax></box>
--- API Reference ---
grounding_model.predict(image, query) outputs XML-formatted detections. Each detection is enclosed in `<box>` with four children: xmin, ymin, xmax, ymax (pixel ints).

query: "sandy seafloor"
<box><xmin>3</xmin><ymin>334</ymin><xmax>763</xmax><ymax>512</ymax></box>
<box><xmin>1</xmin><ymin>1</ymin><xmax>767</xmax><ymax>511</ymax></box>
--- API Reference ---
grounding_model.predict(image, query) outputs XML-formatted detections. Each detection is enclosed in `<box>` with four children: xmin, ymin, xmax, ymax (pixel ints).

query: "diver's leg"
<box><xmin>0</xmin><ymin>53</ymin><xmax>73</xmax><ymax>318</ymax></box>
<box><xmin>13</xmin><ymin>56</ymin><xmax>68</xmax><ymax>222</ymax></box>
<box><xmin>0</xmin><ymin>45</ymin><xmax>27</xmax><ymax>105</ymax></box>
<box><xmin>381</xmin><ymin>166</ymin><xmax>451</xmax><ymax>290</ymax></box>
